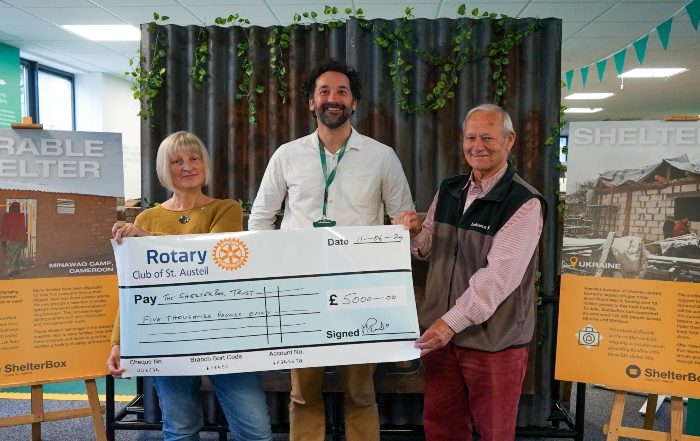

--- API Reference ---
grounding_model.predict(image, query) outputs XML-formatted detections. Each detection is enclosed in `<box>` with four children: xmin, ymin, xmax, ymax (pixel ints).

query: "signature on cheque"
<box><xmin>361</xmin><ymin>317</ymin><xmax>390</xmax><ymax>335</ymax></box>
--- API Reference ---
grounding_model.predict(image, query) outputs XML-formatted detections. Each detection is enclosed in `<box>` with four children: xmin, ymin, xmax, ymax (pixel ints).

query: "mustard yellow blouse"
<box><xmin>134</xmin><ymin>199</ymin><xmax>242</xmax><ymax>236</ymax></box>
<box><xmin>110</xmin><ymin>199</ymin><xmax>243</xmax><ymax>344</ymax></box>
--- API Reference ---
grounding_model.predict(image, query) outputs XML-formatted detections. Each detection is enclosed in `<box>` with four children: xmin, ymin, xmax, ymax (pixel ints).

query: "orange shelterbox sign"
<box><xmin>0</xmin><ymin>129</ymin><xmax>123</xmax><ymax>388</ymax></box>
<box><xmin>556</xmin><ymin>274</ymin><xmax>700</xmax><ymax>398</ymax></box>
<box><xmin>0</xmin><ymin>275</ymin><xmax>118</xmax><ymax>387</ymax></box>
<box><xmin>557</xmin><ymin>121</ymin><xmax>700</xmax><ymax>399</ymax></box>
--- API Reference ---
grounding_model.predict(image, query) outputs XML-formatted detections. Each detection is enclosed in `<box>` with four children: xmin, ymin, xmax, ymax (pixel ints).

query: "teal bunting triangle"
<box><xmin>613</xmin><ymin>49</ymin><xmax>626</xmax><ymax>75</ymax></box>
<box><xmin>565</xmin><ymin>70</ymin><xmax>574</xmax><ymax>90</ymax></box>
<box><xmin>581</xmin><ymin>66</ymin><xmax>589</xmax><ymax>87</ymax></box>
<box><xmin>596</xmin><ymin>59</ymin><xmax>607</xmax><ymax>82</ymax></box>
<box><xmin>687</xmin><ymin>0</ymin><xmax>700</xmax><ymax>30</ymax></box>
<box><xmin>657</xmin><ymin>18</ymin><xmax>673</xmax><ymax>50</ymax></box>
<box><xmin>633</xmin><ymin>36</ymin><xmax>648</xmax><ymax>64</ymax></box>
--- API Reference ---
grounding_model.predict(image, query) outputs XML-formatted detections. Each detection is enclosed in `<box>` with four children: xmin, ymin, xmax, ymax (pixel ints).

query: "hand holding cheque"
<box><xmin>393</xmin><ymin>211</ymin><xmax>456</xmax><ymax>356</ymax></box>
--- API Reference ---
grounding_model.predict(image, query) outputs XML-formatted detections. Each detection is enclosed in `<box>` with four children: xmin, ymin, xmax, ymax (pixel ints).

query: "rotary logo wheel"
<box><xmin>212</xmin><ymin>238</ymin><xmax>249</xmax><ymax>271</ymax></box>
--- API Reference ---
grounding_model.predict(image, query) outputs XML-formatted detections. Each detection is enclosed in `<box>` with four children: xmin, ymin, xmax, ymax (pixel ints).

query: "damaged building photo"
<box><xmin>563</xmin><ymin>153</ymin><xmax>700</xmax><ymax>282</ymax></box>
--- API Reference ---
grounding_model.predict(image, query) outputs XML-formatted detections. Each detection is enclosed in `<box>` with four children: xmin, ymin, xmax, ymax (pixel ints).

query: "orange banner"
<box><xmin>556</xmin><ymin>274</ymin><xmax>700</xmax><ymax>398</ymax></box>
<box><xmin>0</xmin><ymin>275</ymin><xmax>118</xmax><ymax>387</ymax></box>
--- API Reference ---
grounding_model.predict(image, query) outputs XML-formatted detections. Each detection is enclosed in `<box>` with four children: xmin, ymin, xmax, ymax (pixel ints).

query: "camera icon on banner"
<box><xmin>576</xmin><ymin>324</ymin><xmax>602</xmax><ymax>349</ymax></box>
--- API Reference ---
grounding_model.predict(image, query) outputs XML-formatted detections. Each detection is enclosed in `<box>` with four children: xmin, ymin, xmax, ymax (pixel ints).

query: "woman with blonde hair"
<box><xmin>108</xmin><ymin>131</ymin><xmax>272</xmax><ymax>441</ymax></box>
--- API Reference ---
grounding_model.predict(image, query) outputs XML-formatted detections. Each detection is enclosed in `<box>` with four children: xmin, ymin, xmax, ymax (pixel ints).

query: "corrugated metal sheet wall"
<box><xmin>138</xmin><ymin>17</ymin><xmax>562</xmax><ymax>428</ymax></box>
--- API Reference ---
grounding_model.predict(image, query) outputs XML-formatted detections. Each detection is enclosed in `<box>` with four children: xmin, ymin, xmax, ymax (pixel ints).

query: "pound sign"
<box><xmin>329</xmin><ymin>294</ymin><xmax>338</xmax><ymax>306</ymax></box>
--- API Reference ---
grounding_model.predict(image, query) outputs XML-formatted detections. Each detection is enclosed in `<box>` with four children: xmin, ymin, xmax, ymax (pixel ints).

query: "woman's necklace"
<box><xmin>172</xmin><ymin>193</ymin><xmax>204</xmax><ymax>224</ymax></box>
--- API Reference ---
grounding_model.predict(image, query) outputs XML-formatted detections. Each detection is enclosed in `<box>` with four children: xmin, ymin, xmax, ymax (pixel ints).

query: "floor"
<box><xmin>0</xmin><ymin>384</ymin><xmax>681</xmax><ymax>441</ymax></box>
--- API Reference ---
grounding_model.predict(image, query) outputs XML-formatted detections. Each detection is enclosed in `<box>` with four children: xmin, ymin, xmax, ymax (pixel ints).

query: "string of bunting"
<box><xmin>564</xmin><ymin>0</ymin><xmax>700</xmax><ymax>90</ymax></box>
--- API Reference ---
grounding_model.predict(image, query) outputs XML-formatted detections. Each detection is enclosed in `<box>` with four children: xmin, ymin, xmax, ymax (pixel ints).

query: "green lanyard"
<box><xmin>319</xmin><ymin>135</ymin><xmax>349</xmax><ymax>219</ymax></box>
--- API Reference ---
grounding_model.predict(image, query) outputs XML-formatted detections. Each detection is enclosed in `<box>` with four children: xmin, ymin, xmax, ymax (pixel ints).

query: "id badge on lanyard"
<box><xmin>313</xmin><ymin>136</ymin><xmax>349</xmax><ymax>228</ymax></box>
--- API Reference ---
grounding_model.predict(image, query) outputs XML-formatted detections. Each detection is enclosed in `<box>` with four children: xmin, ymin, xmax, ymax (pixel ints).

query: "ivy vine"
<box><xmin>265</xmin><ymin>6</ymin><xmax>368</xmax><ymax>107</ymax></box>
<box><xmin>485</xmin><ymin>13</ymin><xmax>542</xmax><ymax>105</ymax></box>
<box><xmin>191</xmin><ymin>27</ymin><xmax>209</xmax><ymax>88</ymax></box>
<box><xmin>424</xmin><ymin>7</ymin><xmax>473</xmax><ymax>111</ymax></box>
<box><xmin>125</xmin><ymin>12</ymin><xmax>169</xmax><ymax>124</ymax></box>
<box><xmin>369</xmin><ymin>6</ymin><xmax>541</xmax><ymax>113</ymax></box>
<box><xmin>214</xmin><ymin>14</ymin><xmax>264</xmax><ymax>125</ymax></box>
<box><xmin>127</xmin><ymin>5</ymin><xmax>543</xmax><ymax>125</ymax></box>
<box><xmin>292</xmin><ymin>5</ymin><xmax>367</xmax><ymax>30</ymax></box>
<box><xmin>267</xmin><ymin>27</ymin><xmax>291</xmax><ymax>104</ymax></box>
<box><xmin>543</xmin><ymin>82</ymin><xmax>568</xmax><ymax>213</ymax></box>
<box><xmin>373</xmin><ymin>8</ymin><xmax>418</xmax><ymax>113</ymax></box>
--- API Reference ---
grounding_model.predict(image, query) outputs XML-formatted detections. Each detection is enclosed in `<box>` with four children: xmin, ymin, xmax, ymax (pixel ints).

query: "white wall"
<box><xmin>74</xmin><ymin>73</ymin><xmax>102</xmax><ymax>131</ymax></box>
<box><xmin>75</xmin><ymin>73</ymin><xmax>141</xmax><ymax>200</ymax></box>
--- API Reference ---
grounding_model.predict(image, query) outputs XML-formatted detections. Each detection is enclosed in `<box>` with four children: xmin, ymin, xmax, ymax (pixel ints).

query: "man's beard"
<box><xmin>317</xmin><ymin>103</ymin><xmax>352</xmax><ymax>129</ymax></box>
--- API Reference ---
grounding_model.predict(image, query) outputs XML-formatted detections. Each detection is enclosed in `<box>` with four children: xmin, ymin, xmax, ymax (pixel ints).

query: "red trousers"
<box><xmin>422</xmin><ymin>344</ymin><xmax>528</xmax><ymax>441</ymax></box>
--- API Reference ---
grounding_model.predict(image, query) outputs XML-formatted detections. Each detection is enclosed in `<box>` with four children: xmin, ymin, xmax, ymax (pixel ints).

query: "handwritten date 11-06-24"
<box><xmin>354</xmin><ymin>233</ymin><xmax>404</xmax><ymax>244</ymax></box>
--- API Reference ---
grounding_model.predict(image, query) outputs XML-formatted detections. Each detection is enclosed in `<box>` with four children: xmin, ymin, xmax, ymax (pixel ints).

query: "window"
<box><xmin>19</xmin><ymin>63</ymin><xmax>30</xmax><ymax>118</ymax></box>
<box><xmin>559</xmin><ymin>135</ymin><xmax>569</xmax><ymax>194</ymax></box>
<box><xmin>559</xmin><ymin>135</ymin><xmax>568</xmax><ymax>163</ymax></box>
<box><xmin>20</xmin><ymin>60</ymin><xmax>75</xmax><ymax>130</ymax></box>
<box><xmin>675</xmin><ymin>196</ymin><xmax>700</xmax><ymax>222</ymax></box>
<box><xmin>57</xmin><ymin>198</ymin><xmax>76</xmax><ymax>215</ymax></box>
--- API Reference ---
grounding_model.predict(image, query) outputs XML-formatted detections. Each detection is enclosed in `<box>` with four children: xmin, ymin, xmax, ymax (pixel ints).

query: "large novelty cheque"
<box><xmin>111</xmin><ymin>225</ymin><xmax>420</xmax><ymax>376</ymax></box>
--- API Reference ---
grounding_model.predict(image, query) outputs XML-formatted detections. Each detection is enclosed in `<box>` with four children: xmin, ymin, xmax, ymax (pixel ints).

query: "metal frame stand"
<box><xmin>515</xmin><ymin>382</ymin><xmax>585</xmax><ymax>440</ymax></box>
<box><xmin>105</xmin><ymin>379</ymin><xmax>585</xmax><ymax>440</ymax></box>
<box><xmin>105</xmin><ymin>376</ymin><xmax>228</xmax><ymax>441</ymax></box>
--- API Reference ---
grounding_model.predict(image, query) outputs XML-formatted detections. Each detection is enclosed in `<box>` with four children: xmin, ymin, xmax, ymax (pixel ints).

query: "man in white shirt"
<box><xmin>249</xmin><ymin>59</ymin><xmax>414</xmax><ymax>441</ymax></box>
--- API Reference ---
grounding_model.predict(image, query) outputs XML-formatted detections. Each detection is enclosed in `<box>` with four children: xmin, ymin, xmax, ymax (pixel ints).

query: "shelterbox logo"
<box><xmin>625</xmin><ymin>364</ymin><xmax>641</xmax><ymax>378</ymax></box>
<box><xmin>4</xmin><ymin>360</ymin><xmax>68</xmax><ymax>373</ymax></box>
<box><xmin>626</xmin><ymin>364</ymin><xmax>700</xmax><ymax>382</ymax></box>
<box><xmin>645</xmin><ymin>368</ymin><xmax>700</xmax><ymax>382</ymax></box>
